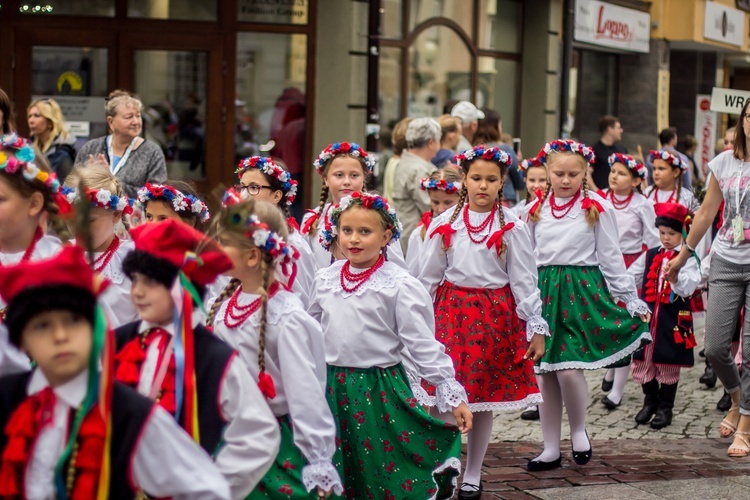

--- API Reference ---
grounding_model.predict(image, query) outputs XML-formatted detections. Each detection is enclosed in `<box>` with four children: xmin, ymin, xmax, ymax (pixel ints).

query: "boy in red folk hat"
<box><xmin>627</xmin><ymin>202</ymin><xmax>701</xmax><ymax>430</ymax></box>
<box><xmin>0</xmin><ymin>246</ymin><xmax>231</xmax><ymax>499</ymax></box>
<box><xmin>114</xmin><ymin>219</ymin><xmax>281</xmax><ymax>498</ymax></box>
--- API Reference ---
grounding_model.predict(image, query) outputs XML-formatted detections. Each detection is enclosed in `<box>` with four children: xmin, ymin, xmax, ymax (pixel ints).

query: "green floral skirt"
<box><xmin>536</xmin><ymin>265</ymin><xmax>650</xmax><ymax>373</ymax></box>
<box><xmin>326</xmin><ymin>364</ymin><xmax>461</xmax><ymax>500</ymax></box>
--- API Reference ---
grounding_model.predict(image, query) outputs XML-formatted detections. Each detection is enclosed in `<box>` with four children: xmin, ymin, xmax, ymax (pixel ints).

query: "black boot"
<box><xmin>717</xmin><ymin>390</ymin><xmax>732</xmax><ymax>411</ymax></box>
<box><xmin>651</xmin><ymin>382</ymin><xmax>678</xmax><ymax>429</ymax></box>
<box><xmin>699</xmin><ymin>359</ymin><xmax>717</xmax><ymax>388</ymax></box>
<box><xmin>635</xmin><ymin>379</ymin><xmax>660</xmax><ymax>424</ymax></box>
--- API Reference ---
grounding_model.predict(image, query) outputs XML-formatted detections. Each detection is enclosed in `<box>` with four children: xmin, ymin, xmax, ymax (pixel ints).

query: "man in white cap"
<box><xmin>451</xmin><ymin>100</ymin><xmax>485</xmax><ymax>153</ymax></box>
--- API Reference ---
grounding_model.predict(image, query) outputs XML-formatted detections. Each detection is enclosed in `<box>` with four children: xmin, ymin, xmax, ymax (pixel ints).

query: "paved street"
<box><xmin>471</xmin><ymin>314</ymin><xmax>750</xmax><ymax>498</ymax></box>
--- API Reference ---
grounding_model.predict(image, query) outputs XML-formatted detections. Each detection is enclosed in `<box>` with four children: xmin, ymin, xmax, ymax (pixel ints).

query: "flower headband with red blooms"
<box><xmin>519</xmin><ymin>156</ymin><xmax>545</xmax><ymax>172</ymax></box>
<box><xmin>454</xmin><ymin>145</ymin><xmax>512</xmax><ymax>169</ymax></box>
<box><xmin>538</xmin><ymin>139</ymin><xmax>596</xmax><ymax>165</ymax></box>
<box><xmin>322</xmin><ymin>192</ymin><xmax>402</xmax><ymax>251</ymax></box>
<box><xmin>608</xmin><ymin>153</ymin><xmax>647</xmax><ymax>179</ymax></box>
<box><xmin>62</xmin><ymin>186</ymin><xmax>134</xmax><ymax>214</ymax></box>
<box><xmin>136</xmin><ymin>183</ymin><xmax>210</xmax><ymax>222</ymax></box>
<box><xmin>313</xmin><ymin>142</ymin><xmax>375</xmax><ymax>176</ymax></box>
<box><xmin>235</xmin><ymin>156</ymin><xmax>298</xmax><ymax>206</ymax></box>
<box><xmin>648</xmin><ymin>150</ymin><xmax>687</xmax><ymax>171</ymax></box>
<box><xmin>420</xmin><ymin>177</ymin><xmax>461</xmax><ymax>194</ymax></box>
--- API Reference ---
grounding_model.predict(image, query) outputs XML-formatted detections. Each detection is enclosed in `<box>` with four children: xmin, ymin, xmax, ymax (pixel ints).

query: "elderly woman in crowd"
<box><xmin>76</xmin><ymin>89</ymin><xmax>167</xmax><ymax>197</ymax></box>
<box><xmin>27</xmin><ymin>97</ymin><xmax>77</xmax><ymax>180</ymax></box>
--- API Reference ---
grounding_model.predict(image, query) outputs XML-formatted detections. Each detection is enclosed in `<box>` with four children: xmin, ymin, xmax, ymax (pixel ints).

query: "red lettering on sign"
<box><xmin>596</xmin><ymin>5</ymin><xmax>634</xmax><ymax>43</ymax></box>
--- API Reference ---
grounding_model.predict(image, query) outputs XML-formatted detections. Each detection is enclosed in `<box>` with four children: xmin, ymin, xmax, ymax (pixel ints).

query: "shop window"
<box><xmin>238</xmin><ymin>0</ymin><xmax>308</xmax><ymax>25</ymax></box>
<box><xmin>478</xmin><ymin>56</ymin><xmax>518</xmax><ymax>136</ymax></box>
<box><xmin>574</xmin><ymin>50</ymin><xmax>617</xmax><ymax>143</ymax></box>
<box><xmin>129</xmin><ymin>0</ymin><xmax>217</xmax><ymax>20</ymax></box>
<box><xmin>20</xmin><ymin>1</ymin><xmax>114</xmax><ymax>16</ymax></box>
<box><xmin>31</xmin><ymin>46</ymin><xmax>109</xmax><ymax>143</ymax></box>
<box><xmin>408</xmin><ymin>27</ymin><xmax>471</xmax><ymax>117</ymax></box>
<box><xmin>379</xmin><ymin>47</ymin><xmax>403</xmax><ymax>132</ymax></box>
<box><xmin>134</xmin><ymin>50</ymin><xmax>208</xmax><ymax>179</ymax></box>
<box><xmin>478</xmin><ymin>0</ymin><xmax>521</xmax><ymax>53</ymax></box>
<box><xmin>381</xmin><ymin>0</ymin><xmax>403</xmax><ymax>39</ymax></box>
<box><xmin>410</xmin><ymin>0</ymin><xmax>472</xmax><ymax>35</ymax></box>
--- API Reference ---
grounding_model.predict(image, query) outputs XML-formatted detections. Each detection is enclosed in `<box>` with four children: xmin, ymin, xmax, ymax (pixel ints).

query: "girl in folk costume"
<box><xmin>646</xmin><ymin>150</ymin><xmax>700</xmax><ymax>213</ymax></box>
<box><xmin>209</xmin><ymin>199</ymin><xmax>343</xmax><ymax>499</ymax></box>
<box><xmin>113</xmin><ymin>219</ymin><xmax>281</xmax><ymax>498</ymax></box>
<box><xmin>302</xmin><ymin>142</ymin><xmax>406</xmax><ymax>269</ymax></box>
<box><xmin>419</xmin><ymin>145</ymin><xmax>548</xmax><ymax>499</ymax></box>
<box><xmin>512</xmin><ymin>156</ymin><xmax>548</xmax><ymax>218</ymax></box>
<box><xmin>405</xmin><ymin>168</ymin><xmax>462</xmax><ymax>277</ymax></box>
<box><xmin>526</xmin><ymin>140</ymin><xmax>651</xmax><ymax>471</ymax></box>
<box><xmin>0</xmin><ymin>134</ymin><xmax>69</xmax><ymax>377</ymax></box>
<box><xmin>627</xmin><ymin>202</ymin><xmax>700</xmax><ymax>429</ymax></box>
<box><xmin>597</xmin><ymin>153</ymin><xmax>660</xmax><ymax>410</ymax></box>
<box><xmin>0</xmin><ymin>246</ymin><xmax>231</xmax><ymax>499</ymax></box>
<box><xmin>62</xmin><ymin>164</ymin><xmax>138</xmax><ymax>328</ymax></box>
<box><xmin>235</xmin><ymin>156</ymin><xmax>316</xmax><ymax>307</ymax></box>
<box><xmin>309</xmin><ymin>192</ymin><xmax>472</xmax><ymax>499</ymax></box>
<box><xmin>136</xmin><ymin>180</ymin><xmax>211</xmax><ymax>230</ymax></box>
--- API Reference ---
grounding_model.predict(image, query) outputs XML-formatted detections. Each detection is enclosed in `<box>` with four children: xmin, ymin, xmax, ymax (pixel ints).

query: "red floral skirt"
<box><xmin>424</xmin><ymin>281</ymin><xmax>542</xmax><ymax>412</ymax></box>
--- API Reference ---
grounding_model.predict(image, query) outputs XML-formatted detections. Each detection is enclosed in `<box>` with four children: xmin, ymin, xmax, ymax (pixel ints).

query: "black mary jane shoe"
<box><xmin>601</xmin><ymin>395</ymin><xmax>621</xmax><ymax>410</ymax></box>
<box><xmin>521</xmin><ymin>406</ymin><xmax>540</xmax><ymax>420</ymax></box>
<box><xmin>601</xmin><ymin>376</ymin><xmax>613</xmax><ymax>392</ymax></box>
<box><xmin>527</xmin><ymin>455</ymin><xmax>562</xmax><ymax>472</ymax></box>
<box><xmin>457</xmin><ymin>482</ymin><xmax>483</xmax><ymax>500</ymax></box>
<box><xmin>572</xmin><ymin>432</ymin><xmax>592</xmax><ymax>465</ymax></box>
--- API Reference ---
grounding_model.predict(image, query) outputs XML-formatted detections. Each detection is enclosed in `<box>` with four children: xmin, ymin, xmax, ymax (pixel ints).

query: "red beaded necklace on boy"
<box><xmin>462</xmin><ymin>203</ymin><xmax>497</xmax><ymax>244</ymax></box>
<box><xmin>0</xmin><ymin>226</ymin><xmax>42</xmax><ymax>267</ymax></box>
<box><xmin>223</xmin><ymin>281</ymin><xmax>282</xmax><ymax>328</ymax></box>
<box><xmin>92</xmin><ymin>236</ymin><xmax>121</xmax><ymax>273</ymax></box>
<box><xmin>549</xmin><ymin>189</ymin><xmax>581</xmax><ymax>219</ymax></box>
<box><xmin>340</xmin><ymin>254</ymin><xmax>385</xmax><ymax>293</ymax></box>
<box><xmin>608</xmin><ymin>190</ymin><xmax>634</xmax><ymax>210</ymax></box>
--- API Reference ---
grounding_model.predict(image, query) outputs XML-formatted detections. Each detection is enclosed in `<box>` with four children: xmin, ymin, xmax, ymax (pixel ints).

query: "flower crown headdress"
<box><xmin>538</xmin><ymin>139</ymin><xmax>596</xmax><ymax>165</ymax></box>
<box><xmin>235</xmin><ymin>156</ymin><xmax>298</xmax><ymax>206</ymax></box>
<box><xmin>519</xmin><ymin>156</ymin><xmax>545</xmax><ymax>172</ymax></box>
<box><xmin>0</xmin><ymin>134</ymin><xmax>66</xmax><ymax>199</ymax></box>
<box><xmin>608</xmin><ymin>153</ymin><xmax>647</xmax><ymax>180</ymax></box>
<box><xmin>648</xmin><ymin>150</ymin><xmax>687</xmax><ymax>171</ymax></box>
<box><xmin>454</xmin><ymin>145</ymin><xmax>512</xmax><ymax>169</ymax></box>
<box><xmin>420</xmin><ymin>177</ymin><xmax>461</xmax><ymax>194</ymax></box>
<box><xmin>62</xmin><ymin>186</ymin><xmax>134</xmax><ymax>214</ymax></box>
<box><xmin>136</xmin><ymin>183</ymin><xmax>210</xmax><ymax>222</ymax></box>
<box><xmin>322</xmin><ymin>192</ymin><xmax>402</xmax><ymax>251</ymax></box>
<box><xmin>313</xmin><ymin>142</ymin><xmax>375</xmax><ymax>177</ymax></box>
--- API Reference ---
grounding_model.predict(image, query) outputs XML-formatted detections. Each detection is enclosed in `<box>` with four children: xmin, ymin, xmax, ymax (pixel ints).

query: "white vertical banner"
<box><xmin>694</xmin><ymin>94</ymin><xmax>717</xmax><ymax>181</ymax></box>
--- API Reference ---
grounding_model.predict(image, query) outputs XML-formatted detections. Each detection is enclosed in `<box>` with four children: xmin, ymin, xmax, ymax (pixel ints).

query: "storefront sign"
<box><xmin>694</xmin><ymin>95</ymin><xmax>716</xmax><ymax>181</ymax></box>
<box><xmin>238</xmin><ymin>0</ymin><xmax>307</xmax><ymax>24</ymax></box>
<box><xmin>574</xmin><ymin>0</ymin><xmax>650</xmax><ymax>53</ymax></box>
<box><xmin>704</xmin><ymin>2</ymin><xmax>745</xmax><ymax>47</ymax></box>
<box><xmin>67</xmin><ymin>121</ymin><xmax>90</xmax><ymax>138</ymax></box>
<box><xmin>709</xmin><ymin>87</ymin><xmax>750</xmax><ymax>115</ymax></box>
<box><xmin>32</xmin><ymin>95</ymin><xmax>106</xmax><ymax>123</ymax></box>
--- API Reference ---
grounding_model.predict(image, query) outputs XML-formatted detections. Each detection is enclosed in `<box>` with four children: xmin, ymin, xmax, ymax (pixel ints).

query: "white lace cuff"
<box><xmin>525</xmin><ymin>315</ymin><xmax>550</xmax><ymax>341</ymax></box>
<box><xmin>435</xmin><ymin>378</ymin><xmax>468</xmax><ymax>413</ymax></box>
<box><xmin>406</xmin><ymin>370</ymin><xmax>436</xmax><ymax>407</ymax></box>
<box><xmin>626</xmin><ymin>298</ymin><xmax>651</xmax><ymax>318</ymax></box>
<box><xmin>302</xmin><ymin>460</ymin><xmax>343</xmax><ymax>496</ymax></box>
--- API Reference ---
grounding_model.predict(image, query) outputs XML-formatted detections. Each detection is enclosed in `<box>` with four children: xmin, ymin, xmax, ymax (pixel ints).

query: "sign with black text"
<box><xmin>710</xmin><ymin>87</ymin><xmax>750</xmax><ymax>115</ymax></box>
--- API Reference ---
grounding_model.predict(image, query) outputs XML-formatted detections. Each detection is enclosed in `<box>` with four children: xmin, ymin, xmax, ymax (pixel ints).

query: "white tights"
<box><xmin>534</xmin><ymin>370</ymin><xmax>591</xmax><ymax>462</ymax></box>
<box><xmin>606</xmin><ymin>366</ymin><xmax>630</xmax><ymax>405</ymax></box>
<box><xmin>433</xmin><ymin>409</ymin><xmax>494</xmax><ymax>487</ymax></box>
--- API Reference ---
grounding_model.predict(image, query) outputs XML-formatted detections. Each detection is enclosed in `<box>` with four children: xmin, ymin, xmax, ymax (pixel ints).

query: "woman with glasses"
<box><xmin>667</xmin><ymin>102</ymin><xmax>750</xmax><ymax>458</ymax></box>
<box><xmin>76</xmin><ymin>90</ymin><xmax>167</xmax><ymax>198</ymax></box>
<box><xmin>27</xmin><ymin>97</ymin><xmax>77</xmax><ymax>181</ymax></box>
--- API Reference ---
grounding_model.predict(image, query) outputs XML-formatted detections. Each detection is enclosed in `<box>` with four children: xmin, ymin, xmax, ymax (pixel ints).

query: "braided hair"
<box><xmin>307</xmin><ymin>153</ymin><xmax>369</xmax><ymax>236</ymax></box>
<box><xmin>419</xmin><ymin>168</ymin><xmax>462</xmax><ymax>240</ymax></box>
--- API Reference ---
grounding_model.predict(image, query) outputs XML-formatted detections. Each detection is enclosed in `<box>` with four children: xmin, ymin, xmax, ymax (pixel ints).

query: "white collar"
<box><xmin>28</xmin><ymin>369</ymin><xmax>89</xmax><ymax>408</ymax></box>
<box><xmin>661</xmin><ymin>244</ymin><xmax>682</xmax><ymax>253</ymax></box>
<box><xmin>137</xmin><ymin>311</ymin><xmax>202</xmax><ymax>336</ymax></box>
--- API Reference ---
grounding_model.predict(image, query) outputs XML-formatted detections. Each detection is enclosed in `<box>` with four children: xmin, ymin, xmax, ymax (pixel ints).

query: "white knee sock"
<box><xmin>557</xmin><ymin>369</ymin><xmax>591</xmax><ymax>452</ymax></box>
<box><xmin>603</xmin><ymin>368</ymin><xmax>614</xmax><ymax>382</ymax></box>
<box><xmin>607</xmin><ymin>366</ymin><xmax>630</xmax><ymax>405</ymax></box>
<box><xmin>462</xmin><ymin>411</ymin><xmax>494</xmax><ymax>487</ymax></box>
<box><xmin>534</xmin><ymin>373</ymin><xmax>563</xmax><ymax>462</ymax></box>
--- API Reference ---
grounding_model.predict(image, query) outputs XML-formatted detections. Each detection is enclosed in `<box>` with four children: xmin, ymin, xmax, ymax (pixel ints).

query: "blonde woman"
<box><xmin>27</xmin><ymin>97</ymin><xmax>77</xmax><ymax>180</ymax></box>
<box><xmin>75</xmin><ymin>90</ymin><xmax>167</xmax><ymax>197</ymax></box>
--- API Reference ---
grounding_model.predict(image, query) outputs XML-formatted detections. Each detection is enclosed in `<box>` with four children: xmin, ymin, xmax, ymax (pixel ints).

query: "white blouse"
<box><xmin>418</xmin><ymin>206</ymin><xmax>549</xmax><ymax>341</ymax></box>
<box><xmin>135</xmin><ymin>319</ymin><xmax>281</xmax><ymax>498</ymax></box>
<box><xmin>645</xmin><ymin>187</ymin><xmax>700</xmax><ymax>213</ymax></box>
<box><xmin>98</xmin><ymin>239</ymin><xmax>139</xmax><ymax>328</ymax></box>
<box><xmin>302</xmin><ymin>203</ymin><xmax>407</xmax><ymax>270</ymax></box>
<box><xmin>599</xmin><ymin>190</ymin><xmax>660</xmax><ymax>254</ymax></box>
<box><xmin>24</xmin><ymin>369</ymin><xmax>231</xmax><ymax>500</ymax></box>
<box><xmin>511</xmin><ymin>199</ymin><xmax>529</xmax><ymax>217</ymax></box>
<box><xmin>213</xmin><ymin>289</ymin><xmax>342</xmax><ymax>495</ymax></box>
<box><xmin>287</xmin><ymin>229</ymin><xmax>315</xmax><ymax>308</ymax></box>
<box><xmin>628</xmin><ymin>244</ymin><xmax>701</xmax><ymax>298</ymax></box>
<box><xmin>0</xmin><ymin>235</ymin><xmax>62</xmax><ymax>377</ymax></box>
<box><xmin>529</xmin><ymin>191</ymin><xmax>649</xmax><ymax>316</ymax></box>
<box><xmin>308</xmin><ymin>260</ymin><xmax>468</xmax><ymax>412</ymax></box>
<box><xmin>405</xmin><ymin>224</ymin><xmax>428</xmax><ymax>277</ymax></box>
